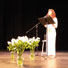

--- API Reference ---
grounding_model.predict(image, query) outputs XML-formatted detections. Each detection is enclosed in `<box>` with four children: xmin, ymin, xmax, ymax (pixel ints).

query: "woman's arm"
<box><xmin>52</xmin><ymin>17</ymin><xmax>58</xmax><ymax>28</ymax></box>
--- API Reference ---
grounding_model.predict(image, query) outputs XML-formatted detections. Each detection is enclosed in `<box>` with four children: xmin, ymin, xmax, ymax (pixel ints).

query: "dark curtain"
<box><xmin>0</xmin><ymin>1</ymin><xmax>68</xmax><ymax>51</ymax></box>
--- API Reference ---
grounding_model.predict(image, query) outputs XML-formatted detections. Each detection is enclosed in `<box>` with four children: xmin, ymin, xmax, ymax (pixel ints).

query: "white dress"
<box><xmin>45</xmin><ymin>17</ymin><xmax>58</xmax><ymax>56</ymax></box>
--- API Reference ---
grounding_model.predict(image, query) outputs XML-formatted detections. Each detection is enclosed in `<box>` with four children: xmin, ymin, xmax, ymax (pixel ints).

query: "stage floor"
<box><xmin>0</xmin><ymin>51</ymin><xmax>68</xmax><ymax>68</ymax></box>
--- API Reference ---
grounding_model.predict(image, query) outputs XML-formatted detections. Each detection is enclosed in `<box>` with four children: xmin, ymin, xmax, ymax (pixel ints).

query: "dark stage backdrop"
<box><xmin>0</xmin><ymin>1</ymin><xmax>68</xmax><ymax>51</ymax></box>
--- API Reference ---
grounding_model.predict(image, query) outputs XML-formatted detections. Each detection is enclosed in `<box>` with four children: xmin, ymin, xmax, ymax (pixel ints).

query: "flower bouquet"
<box><xmin>7</xmin><ymin>38</ymin><xmax>16</xmax><ymax>62</ymax></box>
<box><xmin>7</xmin><ymin>36</ymin><xmax>40</xmax><ymax>66</ymax></box>
<box><xmin>7</xmin><ymin>36</ymin><xmax>28</xmax><ymax>66</ymax></box>
<box><xmin>26</xmin><ymin>37</ymin><xmax>40</xmax><ymax>60</ymax></box>
<box><xmin>15</xmin><ymin>36</ymin><xmax>28</xmax><ymax>66</ymax></box>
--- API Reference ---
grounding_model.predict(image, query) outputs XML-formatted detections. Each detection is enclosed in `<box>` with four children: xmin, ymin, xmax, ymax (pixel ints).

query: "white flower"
<box><xmin>35</xmin><ymin>37</ymin><xmax>40</xmax><ymax>41</ymax></box>
<box><xmin>18</xmin><ymin>36</ymin><xmax>21</xmax><ymax>40</ymax></box>
<box><xmin>18</xmin><ymin>36</ymin><xmax>29</xmax><ymax>42</ymax></box>
<box><xmin>24</xmin><ymin>36</ymin><xmax>28</xmax><ymax>40</ymax></box>
<box><xmin>15</xmin><ymin>39</ymin><xmax>19</xmax><ymax>43</ymax></box>
<box><xmin>32</xmin><ymin>37</ymin><xmax>35</xmax><ymax>41</ymax></box>
<box><xmin>7</xmin><ymin>41</ymin><xmax>11</xmax><ymax>44</ymax></box>
<box><xmin>11</xmin><ymin>38</ymin><xmax>16</xmax><ymax>46</ymax></box>
<box><xmin>28</xmin><ymin>38</ymin><xmax>32</xmax><ymax>44</ymax></box>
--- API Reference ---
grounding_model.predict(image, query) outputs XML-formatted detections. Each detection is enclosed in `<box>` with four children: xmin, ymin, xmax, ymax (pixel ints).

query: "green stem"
<box><xmin>11</xmin><ymin>51</ymin><xmax>15</xmax><ymax>61</ymax></box>
<box><xmin>30</xmin><ymin>49</ymin><xmax>35</xmax><ymax>60</ymax></box>
<box><xmin>17</xmin><ymin>50</ymin><xmax>24</xmax><ymax>66</ymax></box>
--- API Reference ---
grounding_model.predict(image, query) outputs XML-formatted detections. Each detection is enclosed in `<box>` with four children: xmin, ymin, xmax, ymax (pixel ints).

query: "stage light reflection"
<box><xmin>41</xmin><ymin>58</ymin><xmax>57</xmax><ymax>68</ymax></box>
<box><xmin>46</xmin><ymin>58</ymin><xmax>57</xmax><ymax>68</ymax></box>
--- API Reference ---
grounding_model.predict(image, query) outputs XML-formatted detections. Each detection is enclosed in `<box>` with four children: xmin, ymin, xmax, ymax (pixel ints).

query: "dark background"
<box><xmin>0</xmin><ymin>1</ymin><xmax>68</xmax><ymax>51</ymax></box>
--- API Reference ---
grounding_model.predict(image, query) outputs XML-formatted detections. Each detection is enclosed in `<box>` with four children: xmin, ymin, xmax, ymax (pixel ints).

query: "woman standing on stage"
<box><xmin>44</xmin><ymin>9</ymin><xmax>58</xmax><ymax>58</ymax></box>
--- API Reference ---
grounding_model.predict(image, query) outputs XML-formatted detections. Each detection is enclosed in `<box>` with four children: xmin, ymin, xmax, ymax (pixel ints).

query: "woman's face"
<box><xmin>48</xmin><ymin>10</ymin><xmax>52</xmax><ymax>16</ymax></box>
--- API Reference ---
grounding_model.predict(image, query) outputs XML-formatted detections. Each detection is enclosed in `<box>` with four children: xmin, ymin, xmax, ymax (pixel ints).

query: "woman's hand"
<box><xmin>44</xmin><ymin>25</ymin><xmax>47</xmax><ymax>28</ymax></box>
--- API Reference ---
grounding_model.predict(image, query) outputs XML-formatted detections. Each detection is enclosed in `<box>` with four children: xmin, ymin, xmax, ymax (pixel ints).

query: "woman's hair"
<box><xmin>48</xmin><ymin>9</ymin><xmax>56</xmax><ymax>18</ymax></box>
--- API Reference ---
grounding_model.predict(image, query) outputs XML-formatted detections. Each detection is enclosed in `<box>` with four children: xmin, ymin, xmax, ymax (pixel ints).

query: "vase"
<box><xmin>17</xmin><ymin>55</ymin><xmax>24</xmax><ymax>66</ymax></box>
<box><xmin>30</xmin><ymin>49</ymin><xmax>35</xmax><ymax>60</ymax></box>
<box><xmin>11</xmin><ymin>51</ymin><xmax>15</xmax><ymax>62</ymax></box>
<box><xmin>17</xmin><ymin>50</ymin><xmax>24</xmax><ymax>66</ymax></box>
